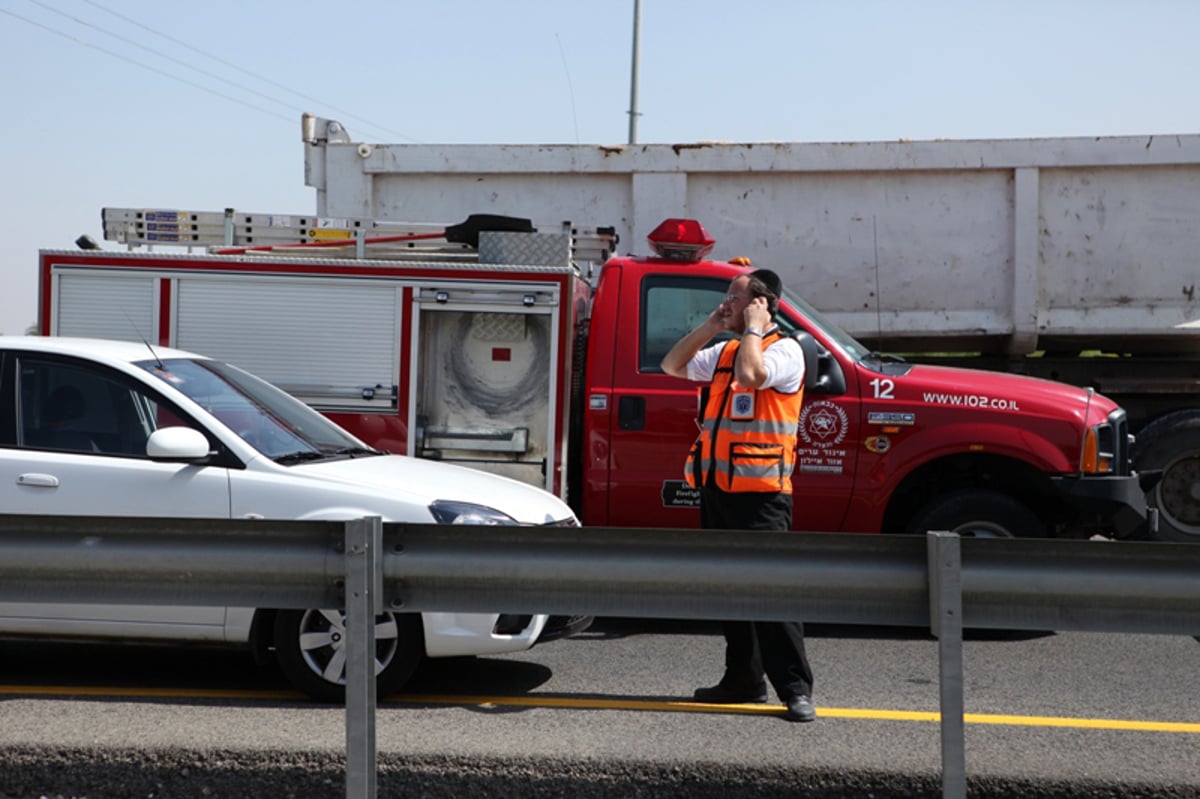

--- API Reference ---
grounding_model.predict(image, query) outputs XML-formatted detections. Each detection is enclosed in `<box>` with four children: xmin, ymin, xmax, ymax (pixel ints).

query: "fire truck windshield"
<box><xmin>778</xmin><ymin>287</ymin><xmax>870</xmax><ymax>361</ymax></box>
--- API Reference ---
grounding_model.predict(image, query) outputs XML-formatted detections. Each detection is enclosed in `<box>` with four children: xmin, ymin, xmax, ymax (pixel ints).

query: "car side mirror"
<box><xmin>792</xmin><ymin>331</ymin><xmax>847</xmax><ymax>396</ymax></box>
<box><xmin>147</xmin><ymin>426</ymin><xmax>212</xmax><ymax>463</ymax></box>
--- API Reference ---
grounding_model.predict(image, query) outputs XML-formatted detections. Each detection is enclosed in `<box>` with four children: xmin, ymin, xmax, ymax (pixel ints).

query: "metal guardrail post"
<box><xmin>345</xmin><ymin>517</ymin><xmax>382</xmax><ymax>799</ymax></box>
<box><xmin>928</xmin><ymin>531</ymin><xmax>965</xmax><ymax>799</ymax></box>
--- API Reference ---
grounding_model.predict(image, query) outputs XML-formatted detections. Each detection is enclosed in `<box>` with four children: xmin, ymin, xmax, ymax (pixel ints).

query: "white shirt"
<box><xmin>687</xmin><ymin>329</ymin><xmax>805</xmax><ymax>394</ymax></box>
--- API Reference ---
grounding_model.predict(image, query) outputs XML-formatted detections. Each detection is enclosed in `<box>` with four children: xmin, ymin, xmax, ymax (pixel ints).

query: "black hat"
<box><xmin>749</xmin><ymin>268</ymin><xmax>783</xmax><ymax>298</ymax></box>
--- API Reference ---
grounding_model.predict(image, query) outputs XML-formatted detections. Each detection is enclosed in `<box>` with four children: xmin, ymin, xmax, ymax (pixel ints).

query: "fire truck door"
<box><xmin>613</xmin><ymin>274</ymin><xmax>857</xmax><ymax>532</ymax></box>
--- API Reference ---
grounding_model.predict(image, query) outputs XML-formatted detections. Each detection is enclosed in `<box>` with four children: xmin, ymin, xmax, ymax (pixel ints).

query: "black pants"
<box><xmin>700</xmin><ymin>485</ymin><xmax>814</xmax><ymax>700</ymax></box>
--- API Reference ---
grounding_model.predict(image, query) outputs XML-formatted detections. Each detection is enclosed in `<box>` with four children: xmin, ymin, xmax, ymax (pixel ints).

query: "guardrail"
<box><xmin>1</xmin><ymin>514</ymin><xmax>1198</xmax><ymax>799</ymax></box>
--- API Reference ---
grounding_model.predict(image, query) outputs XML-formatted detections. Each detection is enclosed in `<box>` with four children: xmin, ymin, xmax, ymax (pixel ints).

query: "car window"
<box><xmin>639</xmin><ymin>275</ymin><xmax>809</xmax><ymax>373</ymax></box>
<box><xmin>16</xmin><ymin>357</ymin><xmax>184</xmax><ymax>457</ymax></box>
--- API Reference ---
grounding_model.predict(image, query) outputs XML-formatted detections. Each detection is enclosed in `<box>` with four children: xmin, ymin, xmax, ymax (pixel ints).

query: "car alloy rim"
<box><xmin>296</xmin><ymin>608</ymin><xmax>401</xmax><ymax>685</ymax></box>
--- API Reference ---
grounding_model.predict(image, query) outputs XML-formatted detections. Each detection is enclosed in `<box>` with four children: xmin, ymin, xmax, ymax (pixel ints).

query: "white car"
<box><xmin>0</xmin><ymin>336</ymin><xmax>582</xmax><ymax>700</ymax></box>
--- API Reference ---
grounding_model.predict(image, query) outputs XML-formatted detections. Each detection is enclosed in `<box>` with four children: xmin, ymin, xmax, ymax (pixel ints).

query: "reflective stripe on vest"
<box><xmin>684</xmin><ymin>331</ymin><xmax>804</xmax><ymax>493</ymax></box>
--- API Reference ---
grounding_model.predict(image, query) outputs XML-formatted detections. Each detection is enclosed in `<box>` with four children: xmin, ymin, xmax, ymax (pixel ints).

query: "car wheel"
<box><xmin>906</xmin><ymin>489</ymin><xmax>1048</xmax><ymax>539</ymax></box>
<box><xmin>273</xmin><ymin>608</ymin><xmax>423</xmax><ymax>702</ymax></box>
<box><xmin>1131</xmin><ymin>410</ymin><xmax>1200</xmax><ymax>542</ymax></box>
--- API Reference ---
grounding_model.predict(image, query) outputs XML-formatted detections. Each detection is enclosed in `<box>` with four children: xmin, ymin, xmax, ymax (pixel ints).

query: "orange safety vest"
<box><xmin>684</xmin><ymin>331</ymin><xmax>804</xmax><ymax>493</ymax></box>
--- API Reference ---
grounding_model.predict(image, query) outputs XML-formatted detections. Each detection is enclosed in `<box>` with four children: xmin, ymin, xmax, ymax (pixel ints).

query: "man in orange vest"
<box><xmin>661</xmin><ymin>268</ymin><xmax>816</xmax><ymax>723</ymax></box>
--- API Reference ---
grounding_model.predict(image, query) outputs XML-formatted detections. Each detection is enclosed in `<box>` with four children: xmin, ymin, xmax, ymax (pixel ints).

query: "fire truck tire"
<box><xmin>273</xmin><ymin>608</ymin><xmax>424</xmax><ymax>702</ymax></box>
<box><xmin>1131</xmin><ymin>410</ymin><xmax>1200</xmax><ymax>542</ymax></box>
<box><xmin>906</xmin><ymin>489</ymin><xmax>1048</xmax><ymax>538</ymax></box>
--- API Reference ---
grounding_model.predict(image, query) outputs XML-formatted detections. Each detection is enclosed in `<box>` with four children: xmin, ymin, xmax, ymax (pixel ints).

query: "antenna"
<box><xmin>124</xmin><ymin>310</ymin><xmax>165</xmax><ymax>370</ymax></box>
<box><xmin>873</xmin><ymin>216</ymin><xmax>882</xmax><ymax>344</ymax></box>
<box><xmin>627</xmin><ymin>0</ymin><xmax>641</xmax><ymax>144</ymax></box>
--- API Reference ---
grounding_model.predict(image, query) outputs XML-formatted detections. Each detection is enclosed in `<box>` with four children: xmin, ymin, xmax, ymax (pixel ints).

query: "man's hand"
<box><xmin>703</xmin><ymin>303</ymin><xmax>731</xmax><ymax>332</ymax></box>
<box><xmin>733</xmin><ymin>297</ymin><xmax>772</xmax><ymax>388</ymax></box>
<box><xmin>744</xmin><ymin>296</ymin><xmax>771</xmax><ymax>332</ymax></box>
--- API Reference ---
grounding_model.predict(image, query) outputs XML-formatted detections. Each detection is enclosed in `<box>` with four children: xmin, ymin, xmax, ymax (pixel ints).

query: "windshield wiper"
<box><xmin>866</xmin><ymin>351</ymin><xmax>908</xmax><ymax>364</ymax></box>
<box><xmin>275</xmin><ymin>447</ymin><xmax>383</xmax><ymax>465</ymax></box>
<box><xmin>273</xmin><ymin>450</ymin><xmax>330</xmax><ymax>465</ymax></box>
<box><xmin>329</xmin><ymin>446</ymin><xmax>384</xmax><ymax>458</ymax></box>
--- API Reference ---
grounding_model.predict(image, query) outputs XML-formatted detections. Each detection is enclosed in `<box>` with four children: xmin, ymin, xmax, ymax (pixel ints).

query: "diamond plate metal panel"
<box><xmin>478</xmin><ymin>231</ymin><xmax>571</xmax><ymax>266</ymax></box>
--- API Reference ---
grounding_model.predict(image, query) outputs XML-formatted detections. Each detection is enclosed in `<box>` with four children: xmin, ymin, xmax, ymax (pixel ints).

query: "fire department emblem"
<box><xmin>799</xmin><ymin>400</ymin><xmax>848</xmax><ymax>448</ymax></box>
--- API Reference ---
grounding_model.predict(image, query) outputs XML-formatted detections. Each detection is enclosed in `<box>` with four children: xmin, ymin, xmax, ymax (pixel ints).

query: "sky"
<box><xmin>3</xmin><ymin>0</ymin><xmax>1200</xmax><ymax>336</ymax></box>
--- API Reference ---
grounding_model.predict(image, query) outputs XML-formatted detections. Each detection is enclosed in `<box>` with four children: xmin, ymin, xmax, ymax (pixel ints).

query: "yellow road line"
<box><xmin>2</xmin><ymin>685</ymin><xmax>1197</xmax><ymax>734</ymax></box>
<box><xmin>0</xmin><ymin>684</ymin><xmax>302</xmax><ymax>701</ymax></box>
<box><xmin>961</xmin><ymin>712</ymin><xmax>1200</xmax><ymax>734</ymax></box>
<box><xmin>397</xmin><ymin>694</ymin><xmax>1200</xmax><ymax>733</ymax></box>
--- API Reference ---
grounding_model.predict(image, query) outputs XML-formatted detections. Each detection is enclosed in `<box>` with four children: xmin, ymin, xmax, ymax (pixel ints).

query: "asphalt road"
<box><xmin>0</xmin><ymin>619</ymin><xmax>1198</xmax><ymax>797</ymax></box>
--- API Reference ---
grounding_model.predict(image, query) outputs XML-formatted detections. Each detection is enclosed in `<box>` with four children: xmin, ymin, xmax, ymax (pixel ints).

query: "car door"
<box><xmin>0</xmin><ymin>351</ymin><xmax>233</xmax><ymax>635</ymax></box>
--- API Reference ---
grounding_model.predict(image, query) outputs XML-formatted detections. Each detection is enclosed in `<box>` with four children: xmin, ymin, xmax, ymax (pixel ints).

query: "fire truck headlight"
<box><xmin>1080</xmin><ymin>423</ymin><xmax>1116</xmax><ymax>475</ymax></box>
<box><xmin>429</xmin><ymin>500</ymin><xmax>519</xmax><ymax>525</ymax></box>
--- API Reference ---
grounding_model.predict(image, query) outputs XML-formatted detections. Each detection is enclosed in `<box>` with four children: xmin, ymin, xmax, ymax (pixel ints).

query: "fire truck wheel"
<box><xmin>906</xmin><ymin>489</ymin><xmax>1048</xmax><ymax>539</ymax></box>
<box><xmin>1131</xmin><ymin>410</ymin><xmax>1200</xmax><ymax>542</ymax></box>
<box><xmin>273</xmin><ymin>608</ymin><xmax>423</xmax><ymax>702</ymax></box>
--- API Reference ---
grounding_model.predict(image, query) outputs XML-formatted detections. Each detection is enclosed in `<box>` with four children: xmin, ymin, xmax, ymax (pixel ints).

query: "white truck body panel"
<box><xmin>175</xmin><ymin>276</ymin><xmax>402</xmax><ymax>400</ymax></box>
<box><xmin>55</xmin><ymin>273</ymin><xmax>157</xmax><ymax>341</ymax></box>
<box><xmin>307</xmin><ymin>125</ymin><xmax>1200</xmax><ymax>354</ymax></box>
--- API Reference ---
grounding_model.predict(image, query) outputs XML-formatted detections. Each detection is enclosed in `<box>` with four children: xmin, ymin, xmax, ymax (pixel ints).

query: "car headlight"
<box><xmin>428</xmin><ymin>500</ymin><xmax>519</xmax><ymax>525</ymax></box>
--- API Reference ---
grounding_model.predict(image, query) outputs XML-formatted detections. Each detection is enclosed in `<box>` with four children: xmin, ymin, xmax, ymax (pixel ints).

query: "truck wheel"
<box><xmin>1131</xmin><ymin>410</ymin><xmax>1200</xmax><ymax>542</ymax></box>
<box><xmin>906</xmin><ymin>489</ymin><xmax>1048</xmax><ymax>538</ymax></box>
<box><xmin>273</xmin><ymin>609</ymin><xmax>423</xmax><ymax>702</ymax></box>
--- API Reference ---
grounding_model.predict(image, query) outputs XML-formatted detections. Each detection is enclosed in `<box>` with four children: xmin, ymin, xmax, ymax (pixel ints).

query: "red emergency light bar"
<box><xmin>647</xmin><ymin>218</ymin><xmax>715</xmax><ymax>262</ymax></box>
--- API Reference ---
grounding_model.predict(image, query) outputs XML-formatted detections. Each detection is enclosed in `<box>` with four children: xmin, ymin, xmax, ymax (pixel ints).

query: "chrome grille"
<box><xmin>1110</xmin><ymin>410</ymin><xmax>1130</xmax><ymax>476</ymax></box>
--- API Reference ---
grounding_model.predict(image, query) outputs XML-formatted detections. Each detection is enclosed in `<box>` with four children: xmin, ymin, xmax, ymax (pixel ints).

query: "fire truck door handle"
<box><xmin>618</xmin><ymin>396</ymin><xmax>645</xmax><ymax>430</ymax></box>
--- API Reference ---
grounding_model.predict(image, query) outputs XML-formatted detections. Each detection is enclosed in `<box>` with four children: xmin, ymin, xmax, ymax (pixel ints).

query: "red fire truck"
<box><xmin>38</xmin><ymin>208</ymin><xmax>1154</xmax><ymax>539</ymax></box>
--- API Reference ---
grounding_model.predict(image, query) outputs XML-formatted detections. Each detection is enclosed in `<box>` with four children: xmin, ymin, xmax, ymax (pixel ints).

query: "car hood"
<box><xmin>290</xmin><ymin>454</ymin><xmax>576</xmax><ymax>525</ymax></box>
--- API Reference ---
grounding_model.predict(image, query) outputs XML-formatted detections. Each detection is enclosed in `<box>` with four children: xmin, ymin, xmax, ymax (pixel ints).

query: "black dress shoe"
<box><xmin>692</xmin><ymin>682</ymin><xmax>768</xmax><ymax>704</ymax></box>
<box><xmin>784</xmin><ymin>694</ymin><xmax>817</xmax><ymax>722</ymax></box>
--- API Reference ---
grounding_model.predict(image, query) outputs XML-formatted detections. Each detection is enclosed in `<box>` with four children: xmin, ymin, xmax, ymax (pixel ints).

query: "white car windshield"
<box><xmin>137</xmin><ymin>358</ymin><xmax>378</xmax><ymax>463</ymax></box>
